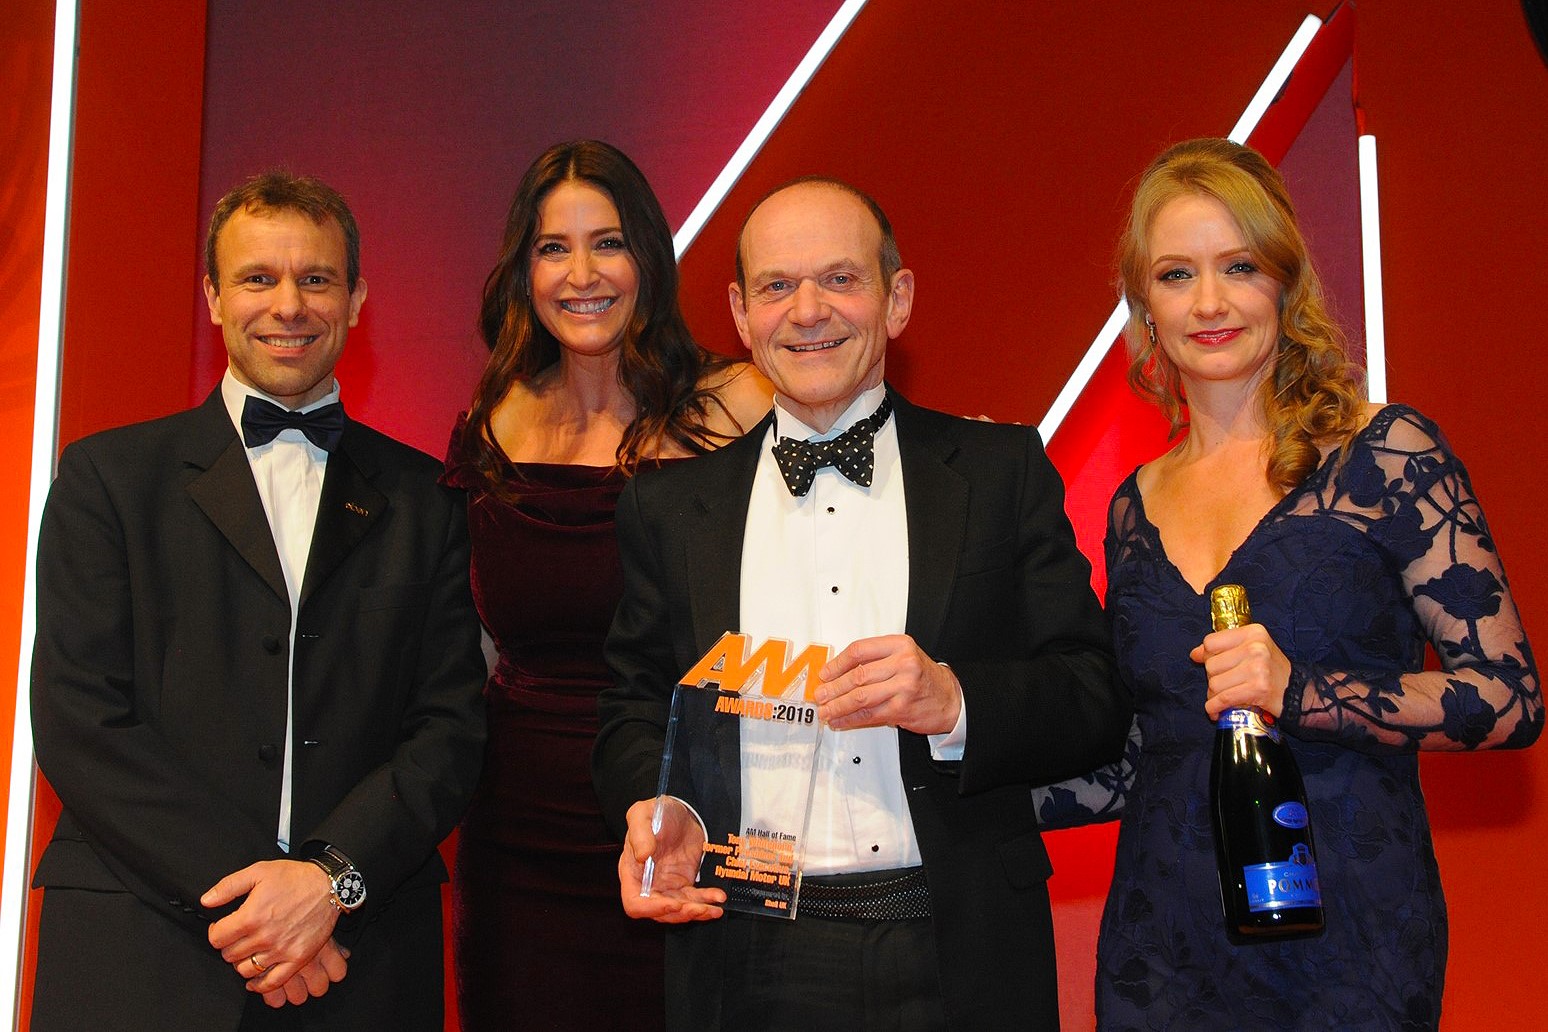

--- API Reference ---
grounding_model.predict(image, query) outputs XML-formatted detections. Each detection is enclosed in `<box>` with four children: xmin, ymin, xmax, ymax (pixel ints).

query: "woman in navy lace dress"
<box><xmin>444</xmin><ymin>140</ymin><xmax>771</xmax><ymax>1030</ymax></box>
<box><xmin>1038</xmin><ymin>139</ymin><xmax>1540</xmax><ymax>1030</ymax></box>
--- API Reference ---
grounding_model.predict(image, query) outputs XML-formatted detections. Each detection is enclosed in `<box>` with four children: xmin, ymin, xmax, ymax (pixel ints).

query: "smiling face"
<box><xmin>204</xmin><ymin>207</ymin><xmax>366</xmax><ymax>409</ymax></box>
<box><xmin>1145</xmin><ymin>192</ymin><xmax>1283</xmax><ymax>394</ymax></box>
<box><xmin>729</xmin><ymin>183</ymin><xmax>913</xmax><ymax>432</ymax></box>
<box><xmin>528</xmin><ymin>179</ymin><xmax>640</xmax><ymax>362</ymax></box>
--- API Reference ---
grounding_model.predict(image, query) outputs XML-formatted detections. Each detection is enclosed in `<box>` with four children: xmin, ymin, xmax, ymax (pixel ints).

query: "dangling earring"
<box><xmin>1145</xmin><ymin>318</ymin><xmax>1157</xmax><ymax>346</ymax></box>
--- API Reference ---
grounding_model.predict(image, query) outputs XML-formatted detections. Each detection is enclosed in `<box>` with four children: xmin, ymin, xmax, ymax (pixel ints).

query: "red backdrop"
<box><xmin>9</xmin><ymin>1</ymin><xmax>1546</xmax><ymax>1028</ymax></box>
<box><xmin>1</xmin><ymin>7</ymin><xmax>57</xmax><ymax>1013</ymax></box>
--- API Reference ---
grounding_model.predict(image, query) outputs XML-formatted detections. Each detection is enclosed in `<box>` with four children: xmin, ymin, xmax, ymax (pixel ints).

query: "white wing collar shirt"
<box><xmin>220</xmin><ymin>369</ymin><xmax>336</xmax><ymax>851</ymax></box>
<box><xmin>741</xmin><ymin>383</ymin><xmax>966</xmax><ymax>875</ymax></box>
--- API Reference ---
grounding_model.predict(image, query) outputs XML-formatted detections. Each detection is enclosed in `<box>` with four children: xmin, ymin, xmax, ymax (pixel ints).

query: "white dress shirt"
<box><xmin>740</xmin><ymin>384</ymin><xmax>965</xmax><ymax>875</ymax></box>
<box><xmin>219</xmin><ymin>370</ymin><xmax>337</xmax><ymax>851</ymax></box>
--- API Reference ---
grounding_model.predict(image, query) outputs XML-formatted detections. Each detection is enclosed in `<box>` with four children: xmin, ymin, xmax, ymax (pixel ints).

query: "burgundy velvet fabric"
<box><xmin>443</xmin><ymin>417</ymin><xmax>666</xmax><ymax>1031</ymax></box>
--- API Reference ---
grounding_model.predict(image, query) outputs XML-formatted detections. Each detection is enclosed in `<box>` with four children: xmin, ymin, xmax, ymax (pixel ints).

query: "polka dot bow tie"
<box><xmin>771</xmin><ymin>396</ymin><xmax>894</xmax><ymax>497</ymax></box>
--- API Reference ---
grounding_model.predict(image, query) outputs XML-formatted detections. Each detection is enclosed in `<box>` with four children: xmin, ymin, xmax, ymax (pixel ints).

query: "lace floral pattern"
<box><xmin>1037</xmin><ymin>405</ymin><xmax>1540</xmax><ymax>1030</ymax></box>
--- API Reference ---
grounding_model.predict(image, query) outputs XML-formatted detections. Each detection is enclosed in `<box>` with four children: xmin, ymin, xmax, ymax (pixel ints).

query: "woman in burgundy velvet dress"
<box><xmin>443</xmin><ymin>140</ymin><xmax>770</xmax><ymax>1030</ymax></box>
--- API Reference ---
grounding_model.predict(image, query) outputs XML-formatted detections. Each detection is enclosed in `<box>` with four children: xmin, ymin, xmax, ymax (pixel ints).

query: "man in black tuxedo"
<box><xmin>30</xmin><ymin>172</ymin><xmax>486</xmax><ymax>1030</ymax></box>
<box><xmin>593</xmin><ymin>178</ymin><xmax>1129</xmax><ymax>1030</ymax></box>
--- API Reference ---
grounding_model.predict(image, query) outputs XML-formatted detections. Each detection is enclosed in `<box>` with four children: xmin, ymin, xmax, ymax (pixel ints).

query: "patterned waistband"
<box><xmin>798</xmin><ymin>866</ymin><xmax>930</xmax><ymax>921</ymax></box>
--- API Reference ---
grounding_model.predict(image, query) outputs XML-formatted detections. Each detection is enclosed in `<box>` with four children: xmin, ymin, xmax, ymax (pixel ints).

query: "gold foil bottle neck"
<box><xmin>1210</xmin><ymin>584</ymin><xmax>1251</xmax><ymax>631</ymax></box>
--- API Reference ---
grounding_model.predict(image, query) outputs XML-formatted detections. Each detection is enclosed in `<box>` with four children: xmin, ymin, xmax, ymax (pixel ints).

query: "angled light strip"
<box><xmin>1358</xmin><ymin>135</ymin><xmax>1387</xmax><ymax>402</ymax></box>
<box><xmin>1036</xmin><ymin>300</ymin><xmax>1130</xmax><ymax>444</ymax></box>
<box><xmin>673</xmin><ymin>0</ymin><xmax>869</xmax><ymax>258</ymax></box>
<box><xmin>1226</xmin><ymin>15</ymin><xmax>1324</xmax><ymax>144</ymax></box>
<box><xmin>2</xmin><ymin>0</ymin><xmax>79</xmax><ymax>1020</ymax></box>
<box><xmin>1039</xmin><ymin>13</ymin><xmax>1324</xmax><ymax>443</ymax></box>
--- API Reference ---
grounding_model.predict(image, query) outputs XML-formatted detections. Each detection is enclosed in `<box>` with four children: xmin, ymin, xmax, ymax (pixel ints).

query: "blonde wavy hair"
<box><xmin>1117</xmin><ymin>138</ymin><xmax>1365</xmax><ymax>494</ymax></box>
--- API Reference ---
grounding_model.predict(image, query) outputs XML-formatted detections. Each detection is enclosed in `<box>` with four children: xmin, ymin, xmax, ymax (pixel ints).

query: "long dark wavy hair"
<box><xmin>1117</xmin><ymin>138</ymin><xmax>1365</xmax><ymax>494</ymax></box>
<box><xmin>462</xmin><ymin>140</ymin><xmax>739</xmax><ymax>489</ymax></box>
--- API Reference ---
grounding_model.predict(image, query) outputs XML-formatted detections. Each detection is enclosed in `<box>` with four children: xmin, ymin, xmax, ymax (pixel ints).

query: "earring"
<box><xmin>1145</xmin><ymin>318</ymin><xmax>1157</xmax><ymax>346</ymax></box>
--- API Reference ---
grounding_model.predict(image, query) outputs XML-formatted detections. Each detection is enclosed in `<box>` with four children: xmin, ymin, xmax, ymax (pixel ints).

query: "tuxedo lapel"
<box><xmin>681</xmin><ymin>416</ymin><xmax>772</xmax><ymax>827</ymax></box>
<box><xmin>683</xmin><ymin>412</ymin><xmax>771</xmax><ymax>657</ymax></box>
<box><xmin>894</xmin><ymin>393</ymin><xmax>969</xmax><ymax>655</ymax></box>
<box><xmin>301</xmin><ymin>425</ymin><xmax>387</xmax><ymax>606</ymax></box>
<box><xmin>183</xmin><ymin>393</ymin><xmax>288</xmax><ymax>603</ymax></box>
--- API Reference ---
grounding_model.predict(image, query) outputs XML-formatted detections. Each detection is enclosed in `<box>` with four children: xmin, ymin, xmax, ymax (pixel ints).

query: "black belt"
<box><xmin>797</xmin><ymin>866</ymin><xmax>930</xmax><ymax>921</ymax></box>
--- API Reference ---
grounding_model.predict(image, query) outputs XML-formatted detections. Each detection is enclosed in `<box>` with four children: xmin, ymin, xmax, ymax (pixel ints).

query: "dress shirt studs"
<box><xmin>826</xmin><ymin>506</ymin><xmax>835</xmax><ymax>514</ymax></box>
<box><xmin>852</xmin><ymin>756</ymin><xmax>862</xmax><ymax>764</ymax></box>
<box><xmin>871</xmin><ymin>844</ymin><xmax>880</xmax><ymax>853</ymax></box>
<box><xmin>830</xmin><ymin>585</ymin><xmax>840</xmax><ymax>594</ymax></box>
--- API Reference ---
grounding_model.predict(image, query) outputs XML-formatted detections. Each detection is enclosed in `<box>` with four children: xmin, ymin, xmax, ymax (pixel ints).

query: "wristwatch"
<box><xmin>308</xmin><ymin>845</ymin><xmax>366</xmax><ymax>912</ymax></box>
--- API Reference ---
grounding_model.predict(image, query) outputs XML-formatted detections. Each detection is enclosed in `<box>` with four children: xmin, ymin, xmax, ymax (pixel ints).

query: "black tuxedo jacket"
<box><xmin>30</xmin><ymin>389</ymin><xmax>487</xmax><ymax>1030</ymax></box>
<box><xmin>594</xmin><ymin>389</ymin><xmax>1128</xmax><ymax>1030</ymax></box>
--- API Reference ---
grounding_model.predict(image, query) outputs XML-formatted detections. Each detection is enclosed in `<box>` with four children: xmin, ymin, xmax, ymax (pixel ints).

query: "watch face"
<box><xmin>336</xmin><ymin>870</ymin><xmax>366</xmax><ymax>909</ymax></box>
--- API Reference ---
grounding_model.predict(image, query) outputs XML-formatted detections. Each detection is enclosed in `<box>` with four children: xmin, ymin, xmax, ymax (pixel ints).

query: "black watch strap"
<box><xmin>309</xmin><ymin>845</ymin><xmax>367</xmax><ymax>912</ymax></box>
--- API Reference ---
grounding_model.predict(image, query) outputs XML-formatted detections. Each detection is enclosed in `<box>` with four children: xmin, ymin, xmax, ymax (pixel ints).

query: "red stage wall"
<box><xmin>13</xmin><ymin>1</ymin><xmax>208</xmax><ymax>1026</ymax></box>
<box><xmin>1</xmin><ymin>6</ymin><xmax>57</xmax><ymax>1011</ymax></box>
<box><xmin>17</xmin><ymin>1</ymin><xmax>1548</xmax><ymax>1028</ymax></box>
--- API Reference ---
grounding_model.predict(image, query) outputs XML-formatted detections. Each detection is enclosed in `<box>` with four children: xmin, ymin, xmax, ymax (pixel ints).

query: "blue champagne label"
<box><xmin>1272</xmin><ymin>802</ymin><xmax>1309</xmax><ymax>829</ymax></box>
<box><xmin>1243</xmin><ymin>844</ymin><xmax>1321</xmax><ymax>911</ymax></box>
<box><xmin>1216</xmin><ymin>707</ymin><xmax>1281</xmax><ymax>742</ymax></box>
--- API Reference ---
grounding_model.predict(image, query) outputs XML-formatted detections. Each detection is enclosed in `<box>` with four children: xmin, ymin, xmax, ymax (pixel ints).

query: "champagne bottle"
<box><xmin>1208</xmin><ymin>584</ymin><xmax>1324</xmax><ymax>944</ymax></box>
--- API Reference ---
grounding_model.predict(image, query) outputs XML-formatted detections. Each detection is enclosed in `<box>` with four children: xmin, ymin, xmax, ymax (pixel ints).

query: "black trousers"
<box><xmin>33</xmin><ymin>883</ymin><xmax>443</xmax><ymax>1032</ymax></box>
<box><xmin>716</xmin><ymin>910</ymin><xmax>948</xmax><ymax>1032</ymax></box>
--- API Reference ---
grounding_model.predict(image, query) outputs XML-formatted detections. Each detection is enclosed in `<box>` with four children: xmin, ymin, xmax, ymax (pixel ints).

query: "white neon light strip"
<box><xmin>1226</xmin><ymin>15</ymin><xmax>1323</xmax><ymax>145</ymax></box>
<box><xmin>1038</xmin><ymin>13</ymin><xmax>1324</xmax><ymax>442</ymax></box>
<box><xmin>1036</xmin><ymin>300</ymin><xmax>1129</xmax><ymax>444</ymax></box>
<box><xmin>673</xmin><ymin>0</ymin><xmax>869</xmax><ymax>258</ymax></box>
<box><xmin>1358</xmin><ymin>135</ymin><xmax>1387</xmax><ymax>403</ymax></box>
<box><xmin>2</xmin><ymin>0</ymin><xmax>79</xmax><ymax>1020</ymax></box>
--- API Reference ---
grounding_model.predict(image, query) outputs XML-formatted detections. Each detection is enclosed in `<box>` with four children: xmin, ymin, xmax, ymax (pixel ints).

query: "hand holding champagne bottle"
<box><xmin>1206</xmin><ymin>585</ymin><xmax>1325</xmax><ymax>945</ymax></box>
<box><xmin>1189</xmin><ymin>586</ymin><xmax>1295</xmax><ymax>720</ymax></box>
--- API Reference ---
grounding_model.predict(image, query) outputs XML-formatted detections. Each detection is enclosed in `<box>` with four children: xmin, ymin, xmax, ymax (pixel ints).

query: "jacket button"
<box><xmin>258</xmin><ymin>744</ymin><xmax>278</xmax><ymax>765</ymax></box>
<box><xmin>261</xmin><ymin>636</ymin><xmax>281</xmax><ymax>655</ymax></box>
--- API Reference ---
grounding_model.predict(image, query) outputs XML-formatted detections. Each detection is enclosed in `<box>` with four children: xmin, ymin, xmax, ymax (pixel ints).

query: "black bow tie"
<box><xmin>772</xmin><ymin>396</ymin><xmax>893</xmax><ymax>497</ymax></box>
<box><xmin>240</xmin><ymin>395</ymin><xmax>345</xmax><ymax>452</ymax></box>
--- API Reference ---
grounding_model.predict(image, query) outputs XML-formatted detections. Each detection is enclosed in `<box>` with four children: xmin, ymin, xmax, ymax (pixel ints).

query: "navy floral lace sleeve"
<box><xmin>1030</xmin><ymin>717</ymin><xmax>1138</xmax><ymax>826</ymax></box>
<box><xmin>1279</xmin><ymin>405</ymin><xmax>1539</xmax><ymax>751</ymax></box>
<box><xmin>1035</xmin><ymin>404</ymin><xmax>1539</xmax><ymax>1030</ymax></box>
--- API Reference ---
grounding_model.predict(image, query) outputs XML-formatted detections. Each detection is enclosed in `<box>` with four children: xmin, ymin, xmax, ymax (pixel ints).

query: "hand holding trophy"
<box><xmin>619</xmin><ymin>797</ymin><xmax>726</xmax><ymax>923</ymax></box>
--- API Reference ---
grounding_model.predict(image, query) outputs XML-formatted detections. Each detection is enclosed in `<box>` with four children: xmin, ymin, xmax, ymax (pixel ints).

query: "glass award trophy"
<box><xmin>641</xmin><ymin>632</ymin><xmax>828</xmax><ymax>919</ymax></box>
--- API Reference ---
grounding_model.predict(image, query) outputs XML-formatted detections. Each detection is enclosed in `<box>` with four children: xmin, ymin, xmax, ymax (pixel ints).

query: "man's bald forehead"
<box><xmin>734</xmin><ymin>176</ymin><xmax>901</xmax><ymax>291</ymax></box>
